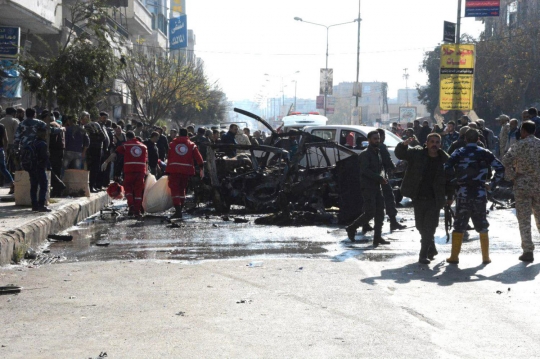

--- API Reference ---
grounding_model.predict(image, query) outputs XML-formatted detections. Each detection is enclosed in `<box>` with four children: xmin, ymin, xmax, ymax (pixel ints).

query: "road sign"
<box><xmin>439</xmin><ymin>44</ymin><xmax>476</xmax><ymax>111</ymax></box>
<box><xmin>0</xmin><ymin>27</ymin><xmax>20</xmax><ymax>58</ymax></box>
<box><xmin>399</xmin><ymin>107</ymin><xmax>417</xmax><ymax>123</ymax></box>
<box><xmin>465</xmin><ymin>0</ymin><xmax>500</xmax><ymax>17</ymax></box>
<box><xmin>169</xmin><ymin>15</ymin><xmax>187</xmax><ymax>50</ymax></box>
<box><xmin>443</xmin><ymin>21</ymin><xmax>456</xmax><ymax>43</ymax></box>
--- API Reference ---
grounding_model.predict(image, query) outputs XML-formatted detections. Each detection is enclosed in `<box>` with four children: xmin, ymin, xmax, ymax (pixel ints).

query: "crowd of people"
<box><xmin>0</xmin><ymin>105</ymin><xmax>271</xmax><ymax>216</ymax></box>
<box><xmin>350</xmin><ymin>110</ymin><xmax>540</xmax><ymax>264</ymax></box>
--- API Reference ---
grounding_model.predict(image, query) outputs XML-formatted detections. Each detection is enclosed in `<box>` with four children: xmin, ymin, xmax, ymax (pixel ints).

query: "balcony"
<box><xmin>148</xmin><ymin>29</ymin><xmax>168</xmax><ymax>51</ymax></box>
<box><xmin>126</xmin><ymin>0</ymin><xmax>152</xmax><ymax>36</ymax></box>
<box><xmin>0</xmin><ymin>0</ymin><xmax>62</xmax><ymax>34</ymax></box>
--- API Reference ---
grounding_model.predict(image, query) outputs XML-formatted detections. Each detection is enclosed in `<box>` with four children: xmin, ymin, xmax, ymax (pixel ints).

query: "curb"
<box><xmin>0</xmin><ymin>193</ymin><xmax>110</xmax><ymax>265</ymax></box>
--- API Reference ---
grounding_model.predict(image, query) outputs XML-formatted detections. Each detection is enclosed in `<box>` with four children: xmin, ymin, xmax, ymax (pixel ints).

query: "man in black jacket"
<box><xmin>395</xmin><ymin>133</ymin><xmax>454</xmax><ymax>264</ymax></box>
<box><xmin>143</xmin><ymin>132</ymin><xmax>160</xmax><ymax>177</ymax></box>
<box><xmin>345</xmin><ymin>130</ymin><xmax>391</xmax><ymax>247</ymax></box>
<box><xmin>377</xmin><ymin>129</ymin><xmax>406</xmax><ymax>231</ymax></box>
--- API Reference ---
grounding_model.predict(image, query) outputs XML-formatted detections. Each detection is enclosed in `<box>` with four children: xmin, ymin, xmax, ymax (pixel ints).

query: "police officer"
<box><xmin>445</xmin><ymin>129</ymin><xmax>504</xmax><ymax>264</ymax></box>
<box><xmin>167</xmin><ymin>128</ymin><xmax>204</xmax><ymax>219</ymax></box>
<box><xmin>115</xmin><ymin>131</ymin><xmax>148</xmax><ymax>217</ymax></box>
<box><xmin>345</xmin><ymin>131</ymin><xmax>390</xmax><ymax>247</ymax></box>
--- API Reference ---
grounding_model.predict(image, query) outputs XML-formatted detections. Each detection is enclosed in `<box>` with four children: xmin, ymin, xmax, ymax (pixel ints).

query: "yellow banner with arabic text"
<box><xmin>439</xmin><ymin>44</ymin><xmax>476</xmax><ymax>111</ymax></box>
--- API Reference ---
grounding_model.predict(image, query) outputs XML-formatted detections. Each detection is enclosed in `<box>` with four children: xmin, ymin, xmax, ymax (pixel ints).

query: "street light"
<box><xmin>294</xmin><ymin>16</ymin><xmax>358</xmax><ymax>116</ymax></box>
<box><xmin>292</xmin><ymin>79</ymin><xmax>298</xmax><ymax>111</ymax></box>
<box><xmin>264</xmin><ymin>71</ymin><xmax>300</xmax><ymax>117</ymax></box>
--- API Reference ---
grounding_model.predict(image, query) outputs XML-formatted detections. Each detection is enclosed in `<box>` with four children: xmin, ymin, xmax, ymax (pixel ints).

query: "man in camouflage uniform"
<box><xmin>445</xmin><ymin>129</ymin><xmax>505</xmax><ymax>264</ymax></box>
<box><xmin>502</xmin><ymin>121</ymin><xmax>540</xmax><ymax>262</ymax></box>
<box><xmin>13</xmin><ymin>108</ymin><xmax>47</xmax><ymax>157</ymax></box>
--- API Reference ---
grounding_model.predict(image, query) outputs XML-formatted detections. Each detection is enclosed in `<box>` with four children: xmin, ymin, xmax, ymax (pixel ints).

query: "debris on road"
<box><xmin>24</xmin><ymin>248</ymin><xmax>37</xmax><ymax>260</ymax></box>
<box><xmin>0</xmin><ymin>285</ymin><xmax>22</xmax><ymax>295</ymax></box>
<box><xmin>47</xmin><ymin>234</ymin><xmax>74</xmax><ymax>242</ymax></box>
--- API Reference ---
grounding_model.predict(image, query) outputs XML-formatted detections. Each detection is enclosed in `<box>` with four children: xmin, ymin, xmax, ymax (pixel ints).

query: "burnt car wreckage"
<box><xmin>190</xmin><ymin>108</ymin><xmax>369</xmax><ymax>225</ymax></box>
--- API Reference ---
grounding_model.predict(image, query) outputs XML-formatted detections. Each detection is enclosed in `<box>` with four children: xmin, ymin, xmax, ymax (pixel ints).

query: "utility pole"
<box><xmin>355</xmin><ymin>0</ymin><xmax>361</xmax><ymax>108</ymax></box>
<box><xmin>457</xmin><ymin>0</ymin><xmax>462</xmax><ymax>44</ymax></box>
<box><xmin>403</xmin><ymin>68</ymin><xmax>409</xmax><ymax>106</ymax></box>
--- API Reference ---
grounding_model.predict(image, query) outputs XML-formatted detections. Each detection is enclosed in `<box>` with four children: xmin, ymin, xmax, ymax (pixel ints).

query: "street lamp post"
<box><xmin>292</xmin><ymin>80</ymin><xmax>297</xmax><ymax>111</ymax></box>
<box><xmin>265</xmin><ymin>71</ymin><xmax>299</xmax><ymax>118</ymax></box>
<box><xmin>294</xmin><ymin>17</ymin><xmax>358</xmax><ymax>116</ymax></box>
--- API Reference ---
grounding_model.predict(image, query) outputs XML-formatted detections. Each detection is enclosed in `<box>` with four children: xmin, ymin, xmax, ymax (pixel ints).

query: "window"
<box><xmin>311</xmin><ymin>129</ymin><xmax>336</xmax><ymax>142</ymax></box>
<box><xmin>507</xmin><ymin>1</ymin><xmax>518</xmax><ymax>27</ymax></box>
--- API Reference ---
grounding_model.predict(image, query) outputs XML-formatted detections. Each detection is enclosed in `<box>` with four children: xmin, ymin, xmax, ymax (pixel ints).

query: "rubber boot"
<box><xmin>171</xmin><ymin>205</ymin><xmax>183</xmax><ymax>219</ymax></box>
<box><xmin>446</xmin><ymin>232</ymin><xmax>463</xmax><ymax>264</ymax></box>
<box><xmin>390</xmin><ymin>216</ymin><xmax>406</xmax><ymax>231</ymax></box>
<box><xmin>480</xmin><ymin>232</ymin><xmax>491</xmax><ymax>264</ymax></box>
<box><xmin>373</xmin><ymin>226</ymin><xmax>390</xmax><ymax>247</ymax></box>
<box><xmin>418</xmin><ymin>243</ymin><xmax>431</xmax><ymax>264</ymax></box>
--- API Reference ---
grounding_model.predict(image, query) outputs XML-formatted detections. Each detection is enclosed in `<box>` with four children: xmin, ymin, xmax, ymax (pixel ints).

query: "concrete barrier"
<box><xmin>0</xmin><ymin>192</ymin><xmax>110</xmax><ymax>265</ymax></box>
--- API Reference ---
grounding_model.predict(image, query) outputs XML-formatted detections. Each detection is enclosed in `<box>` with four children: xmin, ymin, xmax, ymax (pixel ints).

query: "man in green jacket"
<box><xmin>346</xmin><ymin>131</ymin><xmax>391</xmax><ymax>247</ymax></box>
<box><xmin>395</xmin><ymin>133</ymin><xmax>454</xmax><ymax>264</ymax></box>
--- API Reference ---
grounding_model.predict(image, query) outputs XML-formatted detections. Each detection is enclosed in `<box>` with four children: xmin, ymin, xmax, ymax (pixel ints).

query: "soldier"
<box><xmin>376</xmin><ymin>129</ymin><xmax>406</xmax><ymax>231</ymax></box>
<box><xmin>13</xmin><ymin>108</ymin><xmax>47</xmax><ymax>159</ymax></box>
<box><xmin>115</xmin><ymin>131</ymin><xmax>148</xmax><ymax>217</ymax></box>
<box><xmin>396</xmin><ymin>133</ymin><xmax>453</xmax><ymax>264</ymax></box>
<box><xmin>445</xmin><ymin>129</ymin><xmax>504</xmax><ymax>264</ymax></box>
<box><xmin>502</xmin><ymin>121</ymin><xmax>540</xmax><ymax>262</ymax></box>
<box><xmin>345</xmin><ymin>131</ymin><xmax>391</xmax><ymax>247</ymax></box>
<box><xmin>167</xmin><ymin>128</ymin><xmax>204</xmax><ymax>219</ymax></box>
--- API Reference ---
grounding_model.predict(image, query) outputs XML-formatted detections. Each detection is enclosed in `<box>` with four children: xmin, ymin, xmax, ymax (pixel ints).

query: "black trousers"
<box><xmin>87</xmin><ymin>148</ymin><xmax>102</xmax><ymax>189</ymax></box>
<box><xmin>349</xmin><ymin>188</ymin><xmax>385</xmax><ymax>236</ymax></box>
<box><xmin>413</xmin><ymin>198</ymin><xmax>442</xmax><ymax>246</ymax></box>
<box><xmin>381</xmin><ymin>181</ymin><xmax>398</xmax><ymax>217</ymax></box>
<box><xmin>49</xmin><ymin>149</ymin><xmax>64</xmax><ymax>192</ymax></box>
<box><xmin>29</xmin><ymin>169</ymin><xmax>48</xmax><ymax>206</ymax></box>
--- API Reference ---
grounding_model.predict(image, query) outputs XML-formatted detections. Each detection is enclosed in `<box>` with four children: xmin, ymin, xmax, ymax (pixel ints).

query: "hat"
<box><xmin>497</xmin><ymin>114</ymin><xmax>510</xmax><ymax>122</ymax></box>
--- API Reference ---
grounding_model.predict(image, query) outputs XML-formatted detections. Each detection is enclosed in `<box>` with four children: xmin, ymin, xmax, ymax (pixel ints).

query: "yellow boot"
<box><xmin>446</xmin><ymin>232</ymin><xmax>463</xmax><ymax>264</ymax></box>
<box><xmin>480</xmin><ymin>232</ymin><xmax>491</xmax><ymax>264</ymax></box>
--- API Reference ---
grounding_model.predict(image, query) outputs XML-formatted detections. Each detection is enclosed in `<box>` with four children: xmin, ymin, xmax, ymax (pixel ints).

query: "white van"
<box><xmin>282</xmin><ymin>112</ymin><xmax>328</xmax><ymax>132</ymax></box>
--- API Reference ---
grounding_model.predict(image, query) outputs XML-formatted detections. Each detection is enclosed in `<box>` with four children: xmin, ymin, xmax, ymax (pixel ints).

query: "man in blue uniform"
<box><xmin>444</xmin><ymin>129</ymin><xmax>505</xmax><ymax>264</ymax></box>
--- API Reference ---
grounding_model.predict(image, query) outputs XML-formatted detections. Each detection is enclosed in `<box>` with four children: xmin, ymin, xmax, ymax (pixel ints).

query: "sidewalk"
<box><xmin>0</xmin><ymin>186</ymin><xmax>110</xmax><ymax>265</ymax></box>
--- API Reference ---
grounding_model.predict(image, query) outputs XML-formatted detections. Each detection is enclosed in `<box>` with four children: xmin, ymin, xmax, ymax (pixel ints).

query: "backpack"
<box><xmin>20</xmin><ymin>142</ymin><xmax>37</xmax><ymax>171</ymax></box>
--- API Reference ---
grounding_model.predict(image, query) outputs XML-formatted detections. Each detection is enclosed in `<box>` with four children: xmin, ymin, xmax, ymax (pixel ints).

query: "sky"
<box><xmin>188</xmin><ymin>0</ymin><xmax>485</xmax><ymax>104</ymax></box>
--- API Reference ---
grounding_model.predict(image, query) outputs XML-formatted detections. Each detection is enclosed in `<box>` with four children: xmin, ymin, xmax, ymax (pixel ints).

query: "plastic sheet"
<box><xmin>142</xmin><ymin>175</ymin><xmax>173</xmax><ymax>213</ymax></box>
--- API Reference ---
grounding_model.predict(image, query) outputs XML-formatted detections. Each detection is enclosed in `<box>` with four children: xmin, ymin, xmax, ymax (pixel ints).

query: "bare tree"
<box><xmin>120</xmin><ymin>48</ymin><xmax>209</xmax><ymax>126</ymax></box>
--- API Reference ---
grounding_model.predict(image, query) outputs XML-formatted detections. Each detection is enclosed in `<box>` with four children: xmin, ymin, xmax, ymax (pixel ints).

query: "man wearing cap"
<box><xmin>167</xmin><ymin>128</ymin><xmax>204</xmax><ymax>219</ymax></box>
<box><xmin>115</xmin><ymin>131</ymin><xmax>148</xmax><ymax>217</ymax></box>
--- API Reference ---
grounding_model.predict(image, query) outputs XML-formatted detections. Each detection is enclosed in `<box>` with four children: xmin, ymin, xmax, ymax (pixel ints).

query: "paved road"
<box><xmin>1</xmin><ymin>199</ymin><xmax>539</xmax><ymax>358</ymax></box>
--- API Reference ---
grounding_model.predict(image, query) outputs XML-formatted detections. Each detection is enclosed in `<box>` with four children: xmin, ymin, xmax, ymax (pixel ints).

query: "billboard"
<box><xmin>169</xmin><ymin>15</ymin><xmax>187</xmax><ymax>50</ymax></box>
<box><xmin>399</xmin><ymin>107</ymin><xmax>417</xmax><ymax>123</ymax></box>
<box><xmin>319</xmin><ymin>68</ymin><xmax>333</xmax><ymax>95</ymax></box>
<box><xmin>439</xmin><ymin>44</ymin><xmax>476</xmax><ymax>111</ymax></box>
<box><xmin>316</xmin><ymin>95</ymin><xmax>324</xmax><ymax>109</ymax></box>
<box><xmin>0</xmin><ymin>27</ymin><xmax>20</xmax><ymax>58</ymax></box>
<box><xmin>465</xmin><ymin>0</ymin><xmax>500</xmax><ymax>17</ymax></box>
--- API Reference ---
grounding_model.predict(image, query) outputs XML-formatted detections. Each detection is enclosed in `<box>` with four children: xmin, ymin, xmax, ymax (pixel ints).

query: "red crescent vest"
<box><xmin>167</xmin><ymin>137</ymin><xmax>203</xmax><ymax>175</ymax></box>
<box><xmin>118</xmin><ymin>139</ymin><xmax>148</xmax><ymax>173</ymax></box>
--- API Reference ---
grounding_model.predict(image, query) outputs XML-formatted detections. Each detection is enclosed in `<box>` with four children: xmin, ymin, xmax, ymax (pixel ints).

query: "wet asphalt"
<box><xmin>39</xmin><ymin>198</ymin><xmax>533</xmax><ymax>265</ymax></box>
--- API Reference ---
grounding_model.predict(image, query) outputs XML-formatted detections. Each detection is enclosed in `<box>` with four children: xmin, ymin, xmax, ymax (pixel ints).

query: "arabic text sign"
<box><xmin>439</xmin><ymin>44</ymin><xmax>476</xmax><ymax>111</ymax></box>
<box><xmin>319</xmin><ymin>68</ymin><xmax>333</xmax><ymax>95</ymax></box>
<box><xmin>169</xmin><ymin>15</ymin><xmax>187</xmax><ymax>50</ymax></box>
<box><xmin>0</xmin><ymin>27</ymin><xmax>20</xmax><ymax>58</ymax></box>
<box><xmin>465</xmin><ymin>0</ymin><xmax>500</xmax><ymax>17</ymax></box>
<box><xmin>399</xmin><ymin>107</ymin><xmax>417</xmax><ymax>123</ymax></box>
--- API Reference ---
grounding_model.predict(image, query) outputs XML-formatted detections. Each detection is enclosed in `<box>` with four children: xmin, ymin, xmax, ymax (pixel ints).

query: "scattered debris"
<box><xmin>212</xmin><ymin>224</ymin><xmax>218</xmax><ymax>227</ymax></box>
<box><xmin>0</xmin><ymin>285</ymin><xmax>22</xmax><ymax>295</ymax></box>
<box><xmin>175</xmin><ymin>311</ymin><xmax>185</xmax><ymax>316</ymax></box>
<box><xmin>96</xmin><ymin>241</ymin><xmax>110</xmax><ymax>247</ymax></box>
<box><xmin>47</xmin><ymin>234</ymin><xmax>73</xmax><ymax>242</ymax></box>
<box><xmin>247</xmin><ymin>261</ymin><xmax>263</xmax><ymax>268</ymax></box>
<box><xmin>24</xmin><ymin>248</ymin><xmax>37</xmax><ymax>260</ymax></box>
<box><xmin>88</xmin><ymin>352</ymin><xmax>107</xmax><ymax>359</ymax></box>
<box><xmin>69</xmin><ymin>296</ymin><xmax>76</xmax><ymax>299</ymax></box>
<box><xmin>236</xmin><ymin>299</ymin><xmax>252</xmax><ymax>304</ymax></box>
<box><xmin>233</xmin><ymin>218</ymin><xmax>249</xmax><ymax>224</ymax></box>
<box><xmin>42</xmin><ymin>249</ymin><xmax>51</xmax><ymax>254</ymax></box>
<box><xmin>222</xmin><ymin>216</ymin><xmax>230</xmax><ymax>221</ymax></box>
<box><xmin>496</xmin><ymin>290</ymin><xmax>503</xmax><ymax>294</ymax></box>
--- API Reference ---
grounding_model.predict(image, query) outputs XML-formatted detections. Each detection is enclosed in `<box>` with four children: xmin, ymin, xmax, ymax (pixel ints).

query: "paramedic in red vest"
<box><xmin>116</xmin><ymin>131</ymin><xmax>148</xmax><ymax>217</ymax></box>
<box><xmin>167</xmin><ymin>128</ymin><xmax>204</xmax><ymax>218</ymax></box>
